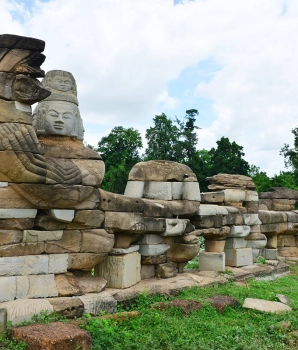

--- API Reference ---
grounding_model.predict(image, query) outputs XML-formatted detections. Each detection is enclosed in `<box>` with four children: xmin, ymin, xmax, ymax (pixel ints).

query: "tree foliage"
<box><xmin>208</xmin><ymin>137</ymin><xmax>250</xmax><ymax>176</ymax></box>
<box><xmin>97</xmin><ymin>126</ymin><xmax>142</xmax><ymax>194</ymax></box>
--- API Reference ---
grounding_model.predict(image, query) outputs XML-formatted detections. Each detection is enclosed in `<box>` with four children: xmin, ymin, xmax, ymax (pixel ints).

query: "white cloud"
<box><xmin>1</xmin><ymin>0</ymin><xmax>297</xmax><ymax>176</ymax></box>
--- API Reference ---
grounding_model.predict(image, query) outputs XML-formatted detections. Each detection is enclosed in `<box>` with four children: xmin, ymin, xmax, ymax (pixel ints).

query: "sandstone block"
<box><xmin>243</xmin><ymin>298</ymin><xmax>292</xmax><ymax>313</ymax></box>
<box><xmin>192</xmin><ymin>214</ymin><xmax>224</xmax><ymax>229</ymax></box>
<box><xmin>204</xmin><ymin>240</ymin><xmax>226</xmax><ymax>252</ymax></box>
<box><xmin>266</xmin><ymin>236</ymin><xmax>277</xmax><ymax>249</ymax></box>
<box><xmin>278</xmin><ymin>246</ymin><xmax>298</xmax><ymax>257</ymax></box>
<box><xmin>167</xmin><ymin>243</ymin><xmax>200</xmax><ymax>262</ymax></box>
<box><xmin>0</xmin><ymin>229</ymin><xmax>22</xmax><ymax>246</ymax></box>
<box><xmin>207</xmin><ymin>174</ymin><xmax>256</xmax><ymax>190</ymax></box>
<box><xmin>143</xmin><ymin>181</ymin><xmax>172</xmax><ymax>200</ymax></box>
<box><xmin>99</xmin><ymin>189</ymin><xmax>144</xmax><ymax>212</ymax></box>
<box><xmin>141</xmin><ymin>265</ymin><xmax>155</xmax><ymax>279</ymax></box>
<box><xmin>143</xmin><ymin>199</ymin><xmax>200</xmax><ymax>218</ymax></box>
<box><xmin>200</xmin><ymin>191</ymin><xmax>225</xmax><ymax>203</ymax></box>
<box><xmin>81</xmin><ymin>229</ymin><xmax>114</xmax><ymax>254</ymax></box>
<box><xmin>286</xmin><ymin>211</ymin><xmax>298</xmax><ymax>223</ymax></box>
<box><xmin>0</xmin><ymin>218</ymin><xmax>34</xmax><ymax>230</ymax></box>
<box><xmin>243</xmin><ymin>214</ymin><xmax>261</xmax><ymax>226</ymax></box>
<box><xmin>0</xmin><ymin>99</ymin><xmax>32</xmax><ymax>124</ymax></box>
<box><xmin>10</xmin><ymin>183</ymin><xmax>99</xmax><ymax>210</ymax></box>
<box><xmin>263</xmin><ymin>248</ymin><xmax>278</xmax><ymax>260</ymax></box>
<box><xmin>1</xmin><ymin>299</ymin><xmax>53</xmax><ymax>325</ymax></box>
<box><xmin>105</xmin><ymin>212</ymin><xmax>166</xmax><ymax>234</ymax></box>
<box><xmin>228</xmin><ymin>225</ymin><xmax>250</xmax><ymax>237</ymax></box>
<box><xmin>155</xmin><ymin>262</ymin><xmax>177</xmax><ymax>278</ymax></box>
<box><xmin>34</xmin><ymin>212</ymin><xmax>68</xmax><ymax>231</ymax></box>
<box><xmin>0</xmin><ymin>255</ymin><xmax>48</xmax><ymax>276</ymax></box>
<box><xmin>47</xmin><ymin>209</ymin><xmax>75</xmax><ymax>222</ymax></box>
<box><xmin>75</xmin><ymin>275</ymin><xmax>107</xmax><ymax>294</ymax></box>
<box><xmin>259</xmin><ymin>199</ymin><xmax>272</xmax><ymax>210</ymax></box>
<box><xmin>259</xmin><ymin>210</ymin><xmax>287</xmax><ymax>224</ymax></box>
<box><xmin>199</xmin><ymin>251</ymin><xmax>225</xmax><ymax>272</ymax></box>
<box><xmin>139</xmin><ymin>244</ymin><xmax>170</xmax><ymax>256</ymax></box>
<box><xmin>245</xmin><ymin>191</ymin><xmax>259</xmax><ymax>202</ymax></box>
<box><xmin>225</xmin><ymin>237</ymin><xmax>247</xmax><ymax>249</ymax></box>
<box><xmin>162</xmin><ymin>218</ymin><xmax>188</xmax><ymax>236</ymax></box>
<box><xmin>286</xmin><ymin>222</ymin><xmax>298</xmax><ymax>234</ymax></box>
<box><xmin>95</xmin><ymin>252</ymin><xmax>141</xmax><ymax>288</ymax></box>
<box><xmin>225</xmin><ymin>248</ymin><xmax>253</xmax><ymax>267</ymax></box>
<box><xmin>195</xmin><ymin>226</ymin><xmax>230</xmax><ymax>240</ymax></box>
<box><xmin>176</xmin><ymin>233</ymin><xmax>200</xmax><ymax>244</ymax></box>
<box><xmin>244</xmin><ymin>201</ymin><xmax>259</xmax><ymax>213</ymax></box>
<box><xmin>128</xmin><ymin>160</ymin><xmax>197</xmax><ymax>182</ymax></box>
<box><xmin>0</xmin><ymin>276</ymin><xmax>16</xmax><ymax>302</ymax></box>
<box><xmin>113</xmin><ymin>233</ymin><xmax>142</xmax><ymax>249</ymax></box>
<box><xmin>223</xmin><ymin>189</ymin><xmax>246</xmax><ymax>202</ymax></box>
<box><xmin>0</xmin><ymin>208</ymin><xmax>37</xmax><ymax>219</ymax></box>
<box><xmin>55</xmin><ymin>273</ymin><xmax>83</xmax><ymax>297</ymax></box>
<box><xmin>110</xmin><ymin>245</ymin><xmax>139</xmax><ymax>255</ymax></box>
<box><xmin>49</xmin><ymin>254</ymin><xmax>68</xmax><ymax>274</ymax></box>
<box><xmin>78</xmin><ymin>292</ymin><xmax>117</xmax><ymax>315</ymax></box>
<box><xmin>283</xmin><ymin>235</ymin><xmax>296</xmax><ymax>247</ymax></box>
<box><xmin>47</xmin><ymin>297</ymin><xmax>84</xmax><ymax>319</ymax></box>
<box><xmin>0</xmin><ymin>242</ymin><xmax>45</xmax><ymax>257</ymax></box>
<box><xmin>45</xmin><ymin>230</ymin><xmax>82</xmax><ymax>253</ymax></box>
<box><xmin>197</xmin><ymin>205</ymin><xmax>218</xmax><ymax>215</ymax></box>
<box><xmin>23</xmin><ymin>230</ymin><xmax>63</xmax><ymax>242</ymax></box>
<box><xmin>272</xmin><ymin>199</ymin><xmax>295</xmax><ymax>211</ymax></box>
<box><xmin>245</xmin><ymin>232</ymin><xmax>266</xmax><ymax>240</ymax></box>
<box><xmin>138</xmin><ymin>234</ymin><xmax>163</xmax><ymax>245</ymax></box>
<box><xmin>260</xmin><ymin>223</ymin><xmax>288</xmax><ymax>236</ymax></box>
<box><xmin>72</xmin><ymin>158</ymin><xmax>105</xmax><ymax>186</ymax></box>
<box><xmin>10</xmin><ymin>322</ymin><xmax>92</xmax><ymax>350</ymax></box>
<box><xmin>260</xmin><ymin>187</ymin><xmax>298</xmax><ymax>199</ymax></box>
<box><xmin>67</xmin><ymin>210</ymin><xmax>105</xmax><ymax>230</ymax></box>
<box><xmin>180</xmin><ymin>182</ymin><xmax>201</xmax><ymax>201</ymax></box>
<box><xmin>141</xmin><ymin>254</ymin><xmax>167</xmax><ymax>265</ymax></box>
<box><xmin>124</xmin><ymin>181</ymin><xmax>145</xmax><ymax>197</ymax></box>
<box><xmin>246</xmin><ymin>239</ymin><xmax>267</xmax><ymax>249</ymax></box>
<box><xmin>16</xmin><ymin>275</ymin><xmax>58</xmax><ymax>299</ymax></box>
<box><xmin>277</xmin><ymin>236</ymin><xmax>284</xmax><ymax>247</ymax></box>
<box><xmin>68</xmin><ymin>253</ymin><xmax>107</xmax><ymax>271</ymax></box>
<box><xmin>250</xmin><ymin>224</ymin><xmax>261</xmax><ymax>233</ymax></box>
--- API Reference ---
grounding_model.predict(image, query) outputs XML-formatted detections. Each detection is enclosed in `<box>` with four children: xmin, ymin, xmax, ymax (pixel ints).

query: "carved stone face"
<box><xmin>44</xmin><ymin>101</ymin><xmax>77</xmax><ymax>136</ymax></box>
<box><xmin>50</xmin><ymin>75</ymin><xmax>73</xmax><ymax>92</ymax></box>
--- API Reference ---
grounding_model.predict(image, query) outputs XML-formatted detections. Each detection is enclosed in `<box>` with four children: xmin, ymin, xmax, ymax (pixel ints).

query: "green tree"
<box><xmin>248</xmin><ymin>165</ymin><xmax>272</xmax><ymax>193</ymax></box>
<box><xmin>97</xmin><ymin>126</ymin><xmax>143</xmax><ymax>194</ymax></box>
<box><xmin>209</xmin><ymin>137</ymin><xmax>250</xmax><ymax>176</ymax></box>
<box><xmin>188</xmin><ymin>149</ymin><xmax>213</xmax><ymax>192</ymax></box>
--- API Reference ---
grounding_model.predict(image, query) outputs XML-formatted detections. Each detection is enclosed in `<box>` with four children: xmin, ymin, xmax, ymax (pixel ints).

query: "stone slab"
<box><xmin>245</xmin><ymin>191</ymin><xmax>259</xmax><ymax>201</ymax></box>
<box><xmin>47</xmin><ymin>297</ymin><xmax>84</xmax><ymax>319</ymax></box>
<box><xmin>200</xmin><ymin>191</ymin><xmax>225</xmax><ymax>203</ymax></box>
<box><xmin>141</xmin><ymin>265</ymin><xmax>155</xmax><ymax>279</ymax></box>
<box><xmin>225</xmin><ymin>237</ymin><xmax>247</xmax><ymax>249</ymax></box>
<box><xmin>137</xmin><ymin>234</ymin><xmax>164</xmax><ymax>245</ymax></box>
<box><xmin>243</xmin><ymin>298</ymin><xmax>292</xmax><ymax>313</ymax></box>
<box><xmin>47</xmin><ymin>209</ymin><xmax>75</xmax><ymax>222</ymax></box>
<box><xmin>139</xmin><ymin>244</ymin><xmax>170</xmax><ymax>256</ymax></box>
<box><xmin>66</xmin><ymin>210</ymin><xmax>105</xmax><ymax>229</ymax></box>
<box><xmin>99</xmin><ymin>189</ymin><xmax>144</xmax><ymax>212</ymax></box>
<box><xmin>0</xmin><ymin>276</ymin><xmax>16</xmax><ymax>302</ymax></box>
<box><xmin>0</xmin><ymin>229</ymin><xmax>22</xmax><ymax>246</ymax></box>
<box><xmin>0</xmin><ymin>299</ymin><xmax>54</xmax><ymax>325</ymax></box>
<box><xmin>143</xmin><ymin>199</ymin><xmax>200</xmax><ymax>218</ymax></box>
<box><xmin>223</xmin><ymin>189</ymin><xmax>246</xmax><ymax>202</ymax></box>
<box><xmin>124</xmin><ymin>181</ymin><xmax>145</xmax><ymax>197</ymax></box>
<box><xmin>68</xmin><ymin>253</ymin><xmax>107</xmax><ymax>271</ymax></box>
<box><xmin>199</xmin><ymin>251</ymin><xmax>225</xmax><ymax>272</ymax></box>
<box><xmin>81</xmin><ymin>229</ymin><xmax>114</xmax><ymax>253</ymax></box>
<box><xmin>143</xmin><ymin>181</ymin><xmax>172</xmax><ymax>200</ymax></box>
<box><xmin>228</xmin><ymin>225</ymin><xmax>251</xmax><ymax>237</ymax></box>
<box><xmin>0</xmin><ymin>242</ymin><xmax>45</xmax><ymax>257</ymax></box>
<box><xmin>204</xmin><ymin>240</ymin><xmax>226</xmax><ymax>252</ymax></box>
<box><xmin>246</xmin><ymin>239</ymin><xmax>267</xmax><ymax>249</ymax></box>
<box><xmin>167</xmin><ymin>243</ymin><xmax>200</xmax><ymax>262</ymax></box>
<box><xmin>263</xmin><ymin>248</ymin><xmax>278</xmax><ymax>260</ymax></box>
<box><xmin>48</xmin><ymin>254</ymin><xmax>68</xmax><ymax>274</ymax></box>
<box><xmin>243</xmin><ymin>214</ymin><xmax>261</xmax><ymax>226</ymax></box>
<box><xmin>45</xmin><ymin>230</ymin><xmax>82</xmax><ymax>253</ymax></box>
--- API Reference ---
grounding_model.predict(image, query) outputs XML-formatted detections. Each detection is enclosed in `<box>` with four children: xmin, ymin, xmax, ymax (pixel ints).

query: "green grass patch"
<box><xmin>81</xmin><ymin>269</ymin><xmax>298</xmax><ymax>350</ymax></box>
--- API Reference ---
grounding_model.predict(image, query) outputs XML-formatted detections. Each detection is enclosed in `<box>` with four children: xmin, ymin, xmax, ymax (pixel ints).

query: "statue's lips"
<box><xmin>53</xmin><ymin>124</ymin><xmax>64</xmax><ymax>129</ymax></box>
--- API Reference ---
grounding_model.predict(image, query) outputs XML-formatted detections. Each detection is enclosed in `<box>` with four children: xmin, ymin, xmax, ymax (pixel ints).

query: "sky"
<box><xmin>1</xmin><ymin>0</ymin><xmax>298</xmax><ymax>176</ymax></box>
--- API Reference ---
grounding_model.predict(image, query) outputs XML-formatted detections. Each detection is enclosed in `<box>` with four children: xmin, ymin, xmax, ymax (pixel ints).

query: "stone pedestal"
<box><xmin>225</xmin><ymin>248</ymin><xmax>253</xmax><ymax>267</ymax></box>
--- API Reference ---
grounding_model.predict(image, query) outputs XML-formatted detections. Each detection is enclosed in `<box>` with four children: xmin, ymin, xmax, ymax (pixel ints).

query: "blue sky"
<box><xmin>1</xmin><ymin>0</ymin><xmax>298</xmax><ymax>176</ymax></box>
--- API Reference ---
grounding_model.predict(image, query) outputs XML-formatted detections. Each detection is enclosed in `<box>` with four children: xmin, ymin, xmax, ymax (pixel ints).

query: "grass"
<box><xmin>2</xmin><ymin>264</ymin><xmax>298</xmax><ymax>349</ymax></box>
<box><xmin>81</xmin><ymin>264</ymin><xmax>298</xmax><ymax>350</ymax></box>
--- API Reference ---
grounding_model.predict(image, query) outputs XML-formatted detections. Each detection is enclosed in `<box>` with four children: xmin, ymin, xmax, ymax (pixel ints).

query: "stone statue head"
<box><xmin>42</xmin><ymin>70</ymin><xmax>77</xmax><ymax>95</ymax></box>
<box><xmin>33</xmin><ymin>100</ymin><xmax>84</xmax><ymax>140</ymax></box>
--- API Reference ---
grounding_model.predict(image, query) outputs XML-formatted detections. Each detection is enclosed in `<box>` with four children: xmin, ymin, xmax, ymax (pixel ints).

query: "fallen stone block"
<box><xmin>78</xmin><ymin>292</ymin><xmax>117</xmax><ymax>315</ymax></box>
<box><xmin>10</xmin><ymin>322</ymin><xmax>92</xmax><ymax>350</ymax></box>
<box><xmin>243</xmin><ymin>298</ymin><xmax>292</xmax><ymax>313</ymax></box>
<box><xmin>47</xmin><ymin>297</ymin><xmax>84</xmax><ymax>319</ymax></box>
<box><xmin>1</xmin><ymin>299</ymin><xmax>53</xmax><ymax>325</ymax></box>
<box><xmin>263</xmin><ymin>248</ymin><xmax>278</xmax><ymax>260</ymax></box>
<box><xmin>199</xmin><ymin>251</ymin><xmax>225</xmax><ymax>272</ymax></box>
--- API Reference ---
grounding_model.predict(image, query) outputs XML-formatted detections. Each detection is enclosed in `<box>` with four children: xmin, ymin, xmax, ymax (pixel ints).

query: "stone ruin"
<box><xmin>0</xmin><ymin>34</ymin><xmax>298</xmax><ymax>328</ymax></box>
